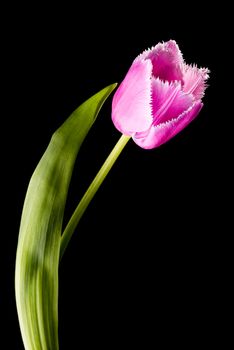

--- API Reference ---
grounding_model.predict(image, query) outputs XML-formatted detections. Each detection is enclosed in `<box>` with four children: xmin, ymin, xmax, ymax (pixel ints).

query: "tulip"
<box><xmin>112</xmin><ymin>40</ymin><xmax>209</xmax><ymax>149</ymax></box>
<box><xmin>15</xmin><ymin>41</ymin><xmax>209</xmax><ymax>350</ymax></box>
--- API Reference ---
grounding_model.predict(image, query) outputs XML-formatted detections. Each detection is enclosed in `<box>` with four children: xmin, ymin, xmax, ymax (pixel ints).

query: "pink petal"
<box><xmin>112</xmin><ymin>59</ymin><xmax>153</xmax><ymax>135</ymax></box>
<box><xmin>182</xmin><ymin>64</ymin><xmax>209</xmax><ymax>100</ymax></box>
<box><xmin>133</xmin><ymin>101</ymin><xmax>203</xmax><ymax>149</ymax></box>
<box><xmin>137</xmin><ymin>40</ymin><xmax>184</xmax><ymax>83</ymax></box>
<box><xmin>152</xmin><ymin>78</ymin><xmax>194</xmax><ymax>124</ymax></box>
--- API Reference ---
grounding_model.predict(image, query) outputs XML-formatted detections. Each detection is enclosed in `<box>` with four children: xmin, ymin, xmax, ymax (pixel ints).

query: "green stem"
<box><xmin>60</xmin><ymin>134</ymin><xmax>131</xmax><ymax>259</ymax></box>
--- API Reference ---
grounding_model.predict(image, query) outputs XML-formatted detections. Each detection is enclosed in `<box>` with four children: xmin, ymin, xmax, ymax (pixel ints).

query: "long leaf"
<box><xmin>15</xmin><ymin>83</ymin><xmax>117</xmax><ymax>350</ymax></box>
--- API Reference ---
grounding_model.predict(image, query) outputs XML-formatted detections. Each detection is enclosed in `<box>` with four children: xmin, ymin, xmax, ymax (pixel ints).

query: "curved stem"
<box><xmin>60</xmin><ymin>134</ymin><xmax>130</xmax><ymax>259</ymax></box>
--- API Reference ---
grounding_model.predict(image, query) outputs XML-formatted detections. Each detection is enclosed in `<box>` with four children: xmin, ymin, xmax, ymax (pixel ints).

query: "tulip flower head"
<box><xmin>112</xmin><ymin>40</ymin><xmax>209</xmax><ymax>149</ymax></box>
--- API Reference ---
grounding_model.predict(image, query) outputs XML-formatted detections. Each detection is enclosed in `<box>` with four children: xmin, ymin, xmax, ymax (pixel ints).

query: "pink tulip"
<box><xmin>112</xmin><ymin>40</ymin><xmax>209</xmax><ymax>149</ymax></box>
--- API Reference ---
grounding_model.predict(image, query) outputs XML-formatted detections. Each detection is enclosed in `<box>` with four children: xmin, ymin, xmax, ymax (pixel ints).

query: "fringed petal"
<box><xmin>182</xmin><ymin>64</ymin><xmax>209</xmax><ymax>100</ymax></box>
<box><xmin>112</xmin><ymin>59</ymin><xmax>153</xmax><ymax>135</ymax></box>
<box><xmin>133</xmin><ymin>101</ymin><xmax>203</xmax><ymax>149</ymax></box>
<box><xmin>151</xmin><ymin>78</ymin><xmax>194</xmax><ymax>124</ymax></box>
<box><xmin>137</xmin><ymin>40</ymin><xmax>184</xmax><ymax>82</ymax></box>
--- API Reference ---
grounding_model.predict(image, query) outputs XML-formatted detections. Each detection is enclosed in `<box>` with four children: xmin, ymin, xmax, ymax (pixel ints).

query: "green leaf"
<box><xmin>15</xmin><ymin>83</ymin><xmax>117</xmax><ymax>350</ymax></box>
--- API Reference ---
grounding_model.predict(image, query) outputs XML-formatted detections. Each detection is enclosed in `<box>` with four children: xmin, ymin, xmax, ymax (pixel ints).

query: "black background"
<box><xmin>2</xmin><ymin>2</ymin><xmax>224</xmax><ymax>348</ymax></box>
